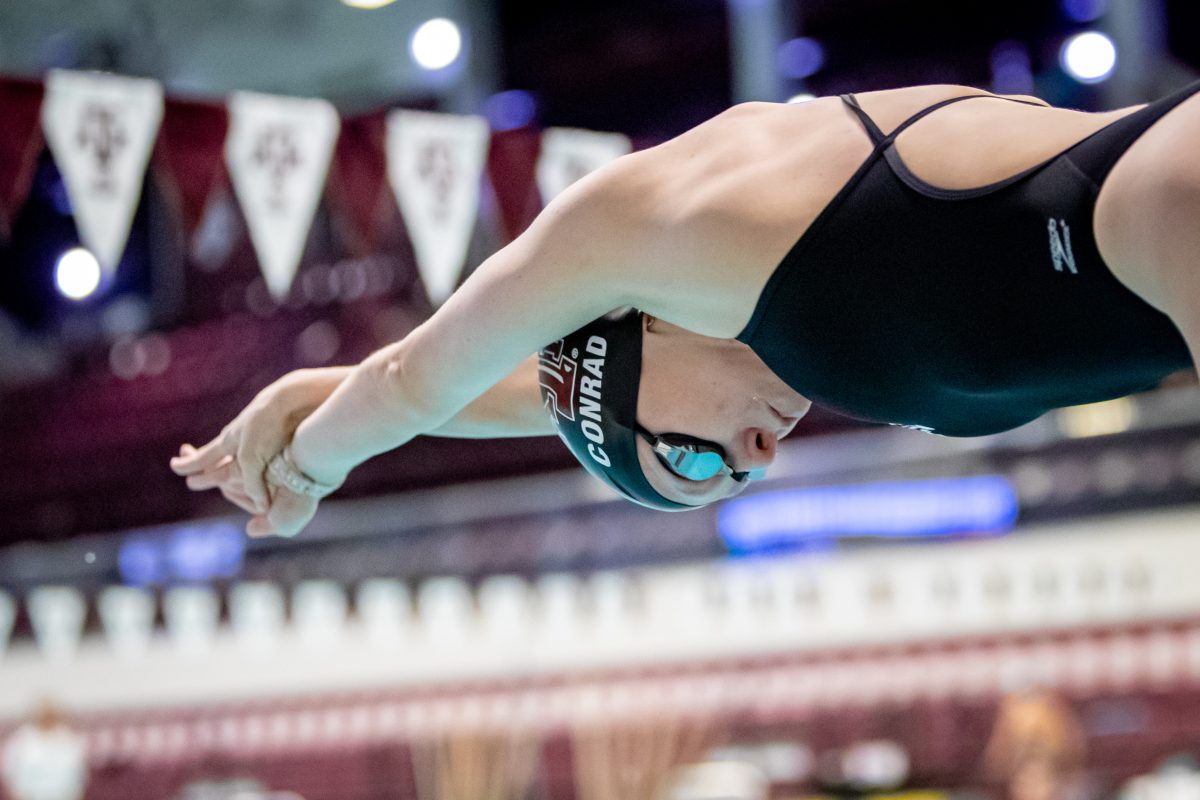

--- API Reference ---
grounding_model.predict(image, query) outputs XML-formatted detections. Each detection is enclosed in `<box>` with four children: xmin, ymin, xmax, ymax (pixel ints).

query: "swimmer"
<box><xmin>172</xmin><ymin>82</ymin><xmax>1200</xmax><ymax>535</ymax></box>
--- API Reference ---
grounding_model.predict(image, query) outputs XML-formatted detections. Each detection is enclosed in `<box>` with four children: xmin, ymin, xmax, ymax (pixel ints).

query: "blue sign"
<box><xmin>718</xmin><ymin>475</ymin><xmax>1018</xmax><ymax>553</ymax></box>
<box><xmin>119</xmin><ymin>521</ymin><xmax>245</xmax><ymax>585</ymax></box>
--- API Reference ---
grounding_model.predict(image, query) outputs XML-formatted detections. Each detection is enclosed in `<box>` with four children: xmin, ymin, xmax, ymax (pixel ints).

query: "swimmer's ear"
<box><xmin>644</xmin><ymin>314</ymin><xmax>658</xmax><ymax>332</ymax></box>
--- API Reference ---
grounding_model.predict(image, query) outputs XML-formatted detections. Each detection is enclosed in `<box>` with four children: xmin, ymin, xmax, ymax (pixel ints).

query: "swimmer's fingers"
<box><xmin>236</xmin><ymin>442</ymin><xmax>271</xmax><ymax>516</ymax></box>
<box><xmin>219</xmin><ymin>483</ymin><xmax>260</xmax><ymax>516</ymax></box>
<box><xmin>170</xmin><ymin>433</ymin><xmax>234</xmax><ymax>476</ymax></box>
<box><xmin>183</xmin><ymin>457</ymin><xmax>261</xmax><ymax>518</ymax></box>
<box><xmin>175</xmin><ymin>369</ymin><xmax>343</xmax><ymax>509</ymax></box>
<box><xmin>184</xmin><ymin>454</ymin><xmax>237</xmax><ymax>491</ymax></box>
<box><xmin>246</xmin><ymin>486</ymin><xmax>317</xmax><ymax>539</ymax></box>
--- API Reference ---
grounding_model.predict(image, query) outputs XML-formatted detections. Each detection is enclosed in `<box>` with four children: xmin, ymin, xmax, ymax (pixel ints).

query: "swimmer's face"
<box><xmin>635</xmin><ymin>317</ymin><xmax>811</xmax><ymax>507</ymax></box>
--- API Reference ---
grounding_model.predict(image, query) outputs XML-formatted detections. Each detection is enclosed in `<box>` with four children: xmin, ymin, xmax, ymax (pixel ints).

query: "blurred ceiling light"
<box><xmin>295</xmin><ymin>319</ymin><xmax>341</xmax><ymax>365</ymax></box>
<box><xmin>1057</xmin><ymin>396</ymin><xmax>1135</xmax><ymax>438</ymax></box>
<box><xmin>777</xmin><ymin>37</ymin><xmax>825</xmax><ymax>79</ymax></box>
<box><xmin>340</xmin><ymin>0</ymin><xmax>397</xmax><ymax>9</ymax></box>
<box><xmin>410</xmin><ymin>18</ymin><xmax>463</xmax><ymax>71</ymax></box>
<box><xmin>109</xmin><ymin>336</ymin><xmax>146</xmax><ymax>380</ymax></box>
<box><xmin>100</xmin><ymin>295</ymin><xmax>151</xmax><ymax>337</ymax></box>
<box><xmin>1061</xmin><ymin>31</ymin><xmax>1117</xmax><ymax>83</ymax></box>
<box><xmin>787</xmin><ymin>93</ymin><xmax>816</xmax><ymax>104</ymax></box>
<box><xmin>1061</xmin><ymin>0</ymin><xmax>1107</xmax><ymax>23</ymax></box>
<box><xmin>55</xmin><ymin>246</ymin><xmax>102</xmax><ymax>300</ymax></box>
<box><xmin>990</xmin><ymin>41</ymin><xmax>1034</xmax><ymax>95</ymax></box>
<box><xmin>484</xmin><ymin>89</ymin><xmax>537</xmax><ymax>131</ymax></box>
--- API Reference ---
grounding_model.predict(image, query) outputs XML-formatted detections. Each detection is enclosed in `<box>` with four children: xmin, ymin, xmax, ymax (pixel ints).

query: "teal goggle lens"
<box><xmin>637</xmin><ymin>425</ymin><xmax>767</xmax><ymax>483</ymax></box>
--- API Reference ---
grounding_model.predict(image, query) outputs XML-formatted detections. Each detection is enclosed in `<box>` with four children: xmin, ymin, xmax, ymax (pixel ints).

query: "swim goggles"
<box><xmin>634</xmin><ymin>422</ymin><xmax>767</xmax><ymax>483</ymax></box>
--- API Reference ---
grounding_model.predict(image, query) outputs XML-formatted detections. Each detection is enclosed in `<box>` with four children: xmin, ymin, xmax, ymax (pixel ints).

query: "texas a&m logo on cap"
<box><xmin>538</xmin><ymin>333</ymin><xmax>612</xmax><ymax>469</ymax></box>
<box><xmin>538</xmin><ymin>340</ymin><xmax>577</xmax><ymax>422</ymax></box>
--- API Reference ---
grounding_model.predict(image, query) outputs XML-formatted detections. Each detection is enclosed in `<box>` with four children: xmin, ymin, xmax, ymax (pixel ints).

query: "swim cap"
<box><xmin>538</xmin><ymin>309</ymin><xmax>692</xmax><ymax>510</ymax></box>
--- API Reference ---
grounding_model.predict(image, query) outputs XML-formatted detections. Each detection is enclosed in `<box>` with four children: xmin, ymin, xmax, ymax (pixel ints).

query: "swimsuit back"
<box><xmin>736</xmin><ymin>82</ymin><xmax>1200</xmax><ymax>436</ymax></box>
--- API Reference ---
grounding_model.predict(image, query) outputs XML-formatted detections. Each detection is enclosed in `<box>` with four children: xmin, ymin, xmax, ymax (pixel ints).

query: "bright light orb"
<box><xmin>55</xmin><ymin>247</ymin><xmax>102</xmax><ymax>300</ymax></box>
<box><xmin>1061</xmin><ymin>31</ymin><xmax>1117</xmax><ymax>84</ymax></box>
<box><xmin>410</xmin><ymin>18</ymin><xmax>463</xmax><ymax>71</ymax></box>
<box><xmin>340</xmin><ymin>0</ymin><xmax>396</xmax><ymax>9</ymax></box>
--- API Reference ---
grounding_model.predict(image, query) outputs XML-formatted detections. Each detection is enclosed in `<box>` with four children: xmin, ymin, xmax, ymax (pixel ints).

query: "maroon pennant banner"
<box><xmin>0</xmin><ymin>78</ymin><xmax>45</xmax><ymax>240</ymax></box>
<box><xmin>486</xmin><ymin>127</ymin><xmax>543</xmax><ymax>245</ymax></box>
<box><xmin>327</xmin><ymin>109</ymin><xmax>389</xmax><ymax>253</ymax></box>
<box><xmin>154</xmin><ymin>96</ymin><xmax>229</xmax><ymax>236</ymax></box>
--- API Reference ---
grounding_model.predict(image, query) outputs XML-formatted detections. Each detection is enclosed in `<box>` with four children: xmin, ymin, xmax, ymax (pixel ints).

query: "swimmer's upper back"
<box><xmin>621</xmin><ymin>86</ymin><xmax>1140</xmax><ymax>339</ymax></box>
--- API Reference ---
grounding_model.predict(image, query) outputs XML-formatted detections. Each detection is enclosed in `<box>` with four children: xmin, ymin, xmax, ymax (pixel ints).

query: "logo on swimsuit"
<box><xmin>1047</xmin><ymin>218</ymin><xmax>1077</xmax><ymax>274</ymax></box>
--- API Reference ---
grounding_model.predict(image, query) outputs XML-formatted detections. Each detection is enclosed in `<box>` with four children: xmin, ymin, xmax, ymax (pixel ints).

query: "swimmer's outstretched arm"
<box><xmin>171</xmin><ymin>354</ymin><xmax>551</xmax><ymax>528</ymax></box>
<box><xmin>291</xmin><ymin>198</ymin><xmax>626</xmax><ymax>475</ymax></box>
<box><xmin>239</xmin><ymin>162</ymin><xmax>660</xmax><ymax>535</ymax></box>
<box><xmin>262</xmin><ymin>356</ymin><xmax>552</xmax><ymax>440</ymax></box>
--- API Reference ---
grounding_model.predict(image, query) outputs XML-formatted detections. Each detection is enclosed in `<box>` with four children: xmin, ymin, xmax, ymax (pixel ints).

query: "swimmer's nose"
<box><xmin>740</xmin><ymin>428</ymin><xmax>778</xmax><ymax>471</ymax></box>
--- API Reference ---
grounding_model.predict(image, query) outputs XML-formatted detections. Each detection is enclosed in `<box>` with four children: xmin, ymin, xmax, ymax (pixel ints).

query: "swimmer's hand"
<box><xmin>169</xmin><ymin>367</ymin><xmax>350</xmax><ymax>537</ymax></box>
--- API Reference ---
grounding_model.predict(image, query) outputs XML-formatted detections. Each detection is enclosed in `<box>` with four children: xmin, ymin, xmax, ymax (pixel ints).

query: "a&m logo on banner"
<box><xmin>41</xmin><ymin>70</ymin><xmax>164</xmax><ymax>273</ymax></box>
<box><xmin>535</xmin><ymin>127</ymin><xmax>631</xmax><ymax>206</ymax></box>
<box><xmin>225</xmin><ymin>92</ymin><xmax>340</xmax><ymax>301</ymax></box>
<box><xmin>387</xmin><ymin>110</ymin><xmax>490</xmax><ymax>306</ymax></box>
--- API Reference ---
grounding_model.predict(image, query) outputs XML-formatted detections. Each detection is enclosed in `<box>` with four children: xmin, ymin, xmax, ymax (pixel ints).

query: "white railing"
<box><xmin>0</xmin><ymin>504</ymin><xmax>1198</xmax><ymax>717</ymax></box>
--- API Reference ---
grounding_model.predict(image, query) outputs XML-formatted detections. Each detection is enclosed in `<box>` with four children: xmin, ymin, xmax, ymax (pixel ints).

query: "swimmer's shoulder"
<box><xmin>843</xmin><ymin>84</ymin><xmax>1050</xmax><ymax>131</ymax></box>
<box><xmin>563</xmin><ymin>102</ymin><xmax>863</xmax><ymax>338</ymax></box>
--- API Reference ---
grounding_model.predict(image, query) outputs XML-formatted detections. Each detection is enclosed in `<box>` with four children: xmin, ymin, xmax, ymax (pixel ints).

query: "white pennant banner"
<box><xmin>226</xmin><ymin>92</ymin><xmax>339</xmax><ymax>301</ymax></box>
<box><xmin>41</xmin><ymin>70</ymin><xmax>164</xmax><ymax>272</ymax></box>
<box><xmin>387</xmin><ymin>110</ymin><xmax>490</xmax><ymax>306</ymax></box>
<box><xmin>28</xmin><ymin>586</ymin><xmax>87</xmax><ymax>663</ymax></box>
<box><xmin>536</xmin><ymin>127</ymin><xmax>631</xmax><ymax>205</ymax></box>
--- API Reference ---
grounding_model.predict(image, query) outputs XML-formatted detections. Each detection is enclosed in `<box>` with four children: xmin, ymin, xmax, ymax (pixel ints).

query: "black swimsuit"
<box><xmin>736</xmin><ymin>82</ymin><xmax>1200</xmax><ymax>437</ymax></box>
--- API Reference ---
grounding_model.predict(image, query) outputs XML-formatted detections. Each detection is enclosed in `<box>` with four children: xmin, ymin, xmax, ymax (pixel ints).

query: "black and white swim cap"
<box><xmin>537</xmin><ymin>309</ymin><xmax>691</xmax><ymax>510</ymax></box>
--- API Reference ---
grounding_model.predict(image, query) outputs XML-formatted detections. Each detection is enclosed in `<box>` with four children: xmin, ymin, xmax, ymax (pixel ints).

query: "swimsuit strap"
<box><xmin>842</xmin><ymin>92</ymin><xmax>1050</xmax><ymax>150</ymax></box>
<box><xmin>840</xmin><ymin>94</ymin><xmax>886</xmax><ymax>145</ymax></box>
<box><xmin>880</xmin><ymin>94</ymin><xmax>988</xmax><ymax>145</ymax></box>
